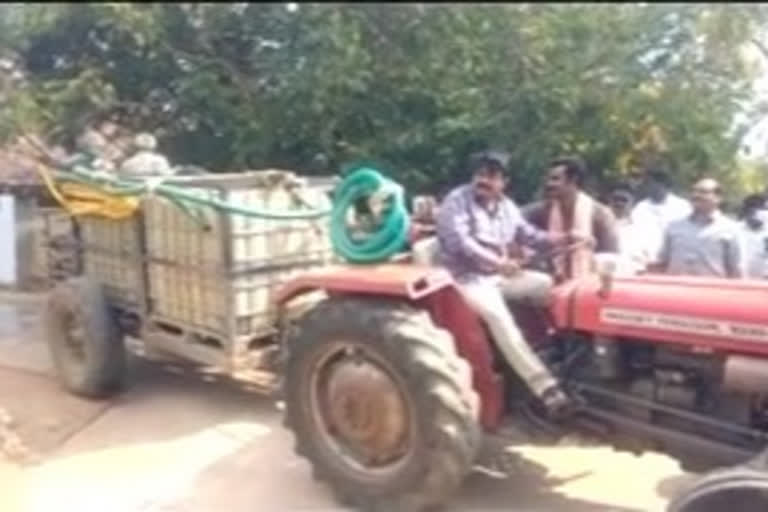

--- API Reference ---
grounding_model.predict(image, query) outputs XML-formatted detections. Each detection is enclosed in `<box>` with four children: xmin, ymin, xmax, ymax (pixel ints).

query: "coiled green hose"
<box><xmin>329</xmin><ymin>167</ymin><xmax>410</xmax><ymax>263</ymax></box>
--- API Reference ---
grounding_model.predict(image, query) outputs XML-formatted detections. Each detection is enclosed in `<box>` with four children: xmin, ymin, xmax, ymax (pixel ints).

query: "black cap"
<box><xmin>743</xmin><ymin>194</ymin><xmax>766</xmax><ymax>211</ymax></box>
<box><xmin>467</xmin><ymin>150</ymin><xmax>511</xmax><ymax>174</ymax></box>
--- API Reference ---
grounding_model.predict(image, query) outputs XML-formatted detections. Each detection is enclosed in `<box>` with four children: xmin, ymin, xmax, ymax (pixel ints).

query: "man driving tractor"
<box><xmin>435</xmin><ymin>150</ymin><xmax>593</xmax><ymax>420</ymax></box>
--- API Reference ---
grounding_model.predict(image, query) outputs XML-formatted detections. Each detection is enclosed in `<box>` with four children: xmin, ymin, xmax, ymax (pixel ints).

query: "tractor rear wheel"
<box><xmin>45</xmin><ymin>277</ymin><xmax>125</xmax><ymax>398</ymax></box>
<box><xmin>282</xmin><ymin>297</ymin><xmax>481</xmax><ymax>512</ymax></box>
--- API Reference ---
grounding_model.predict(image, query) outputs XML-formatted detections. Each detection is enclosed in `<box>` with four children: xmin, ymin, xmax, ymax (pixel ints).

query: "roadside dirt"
<box><xmin>0</xmin><ymin>406</ymin><xmax>30</xmax><ymax>463</ymax></box>
<box><xmin>0</xmin><ymin>293</ymin><xmax>108</xmax><ymax>467</ymax></box>
<box><xmin>0</xmin><ymin>368</ymin><xmax>109</xmax><ymax>466</ymax></box>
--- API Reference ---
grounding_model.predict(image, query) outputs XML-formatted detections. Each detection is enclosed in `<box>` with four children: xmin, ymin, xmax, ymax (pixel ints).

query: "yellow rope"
<box><xmin>35</xmin><ymin>164</ymin><xmax>140</xmax><ymax>220</ymax></box>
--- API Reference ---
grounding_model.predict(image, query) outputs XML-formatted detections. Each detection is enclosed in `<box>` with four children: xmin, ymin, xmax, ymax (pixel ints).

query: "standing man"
<box><xmin>609</xmin><ymin>184</ymin><xmax>652</xmax><ymax>274</ymax></box>
<box><xmin>523</xmin><ymin>156</ymin><xmax>618</xmax><ymax>281</ymax></box>
<box><xmin>627</xmin><ymin>169</ymin><xmax>646</xmax><ymax>197</ymax></box>
<box><xmin>118</xmin><ymin>133</ymin><xmax>174</xmax><ymax>178</ymax></box>
<box><xmin>436</xmin><ymin>150</ymin><xmax>586</xmax><ymax>419</ymax></box>
<box><xmin>32</xmin><ymin>128</ymin><xmax>116</xmax><ymax>174</ymax></box>
<box><xmin>739</xmin><ymin>194</ymin><xmax>768</xmax><ymax>280</ymax></box>
<box><xmin>657</xmin><ymin>178</ymin><xmax>745</xmax><ymax>278</ymax></box>
<box><xmin>76</xmin><ymin>129</ymin><xmax>116</xmax><ymax>173</ymax></box>
<box><xmin>631</xmin><ymin>168</ymin><xmax>692</xmax><ymax>262</ymax></box>
<box><xmin>609</xmin><ymin>184</ymin><xmax>635</xmax><ymax>222</ymax></box>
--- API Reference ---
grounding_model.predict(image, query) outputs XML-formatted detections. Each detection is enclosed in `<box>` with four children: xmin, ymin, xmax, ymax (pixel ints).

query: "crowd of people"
<box><xmin>427</xmin><ymin>149</ymin><xmax>768</xmax><ymax>284</ymax></box>
<box><xmin>431</xmin><ymin>149</ymin><xmax>768</xmax><ymax>422</ymax></box>
<box><xmin>608</xmin><ymin>168</ymin><xmax>768</xmax><ymax>280</ymax></box>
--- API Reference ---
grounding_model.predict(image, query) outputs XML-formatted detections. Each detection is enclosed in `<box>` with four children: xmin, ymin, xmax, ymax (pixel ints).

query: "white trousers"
<box><xmin>457</xmin><ymin>270</ymin><xmax>558</xmax><ymax>397</ymax></box>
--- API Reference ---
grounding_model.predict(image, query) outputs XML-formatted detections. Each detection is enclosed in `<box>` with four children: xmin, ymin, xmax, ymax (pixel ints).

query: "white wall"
<box><xmin>0</xmin><ymin>195</ymin><xmax>16</xmax><ymax>285</ymax></box>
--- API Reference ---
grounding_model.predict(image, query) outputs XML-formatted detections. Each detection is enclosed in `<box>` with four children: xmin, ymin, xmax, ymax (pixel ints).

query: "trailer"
<box><xmin>44</xmin><ymin>170</ymin><xmax>335</xmax><ymax>396</ymax></box>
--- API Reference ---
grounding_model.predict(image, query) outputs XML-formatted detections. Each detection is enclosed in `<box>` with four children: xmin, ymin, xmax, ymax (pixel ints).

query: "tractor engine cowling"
<box><xmin>549</xmin><ymin>273</ymin><xmax>768</xmax><ymax>466</ymax></box>
<box><xmin>552</xmin><ymin>273</ymin><xmax>768</xmax><ymax>364</ymax></box>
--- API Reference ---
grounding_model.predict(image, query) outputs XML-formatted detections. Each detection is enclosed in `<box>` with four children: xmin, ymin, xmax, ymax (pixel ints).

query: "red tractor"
<box><xmin>276</xmin><ymin>238</ymin><xmax>768</xmax><ymax>512</ymax></box>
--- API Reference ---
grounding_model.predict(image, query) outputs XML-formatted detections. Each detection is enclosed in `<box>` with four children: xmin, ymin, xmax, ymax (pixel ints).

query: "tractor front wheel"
<box><xmin>667</xmin><ymin>465</ymin><xmax>768</xmax><ymax>512</ymax></box>
<box><xmin>283</xmin><ymin>297</ymin><xmax>481</xmax><ymax>512</ymax></box>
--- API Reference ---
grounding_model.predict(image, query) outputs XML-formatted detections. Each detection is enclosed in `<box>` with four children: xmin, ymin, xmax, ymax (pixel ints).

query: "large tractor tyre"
<box><xmin>283</xmin><ymin>297</ymin><xmax>482</xmax><ymax>512</ymax></box>
<box><xmin>667</xmin><ymin>465</ymin><xmax>768</xmax><ymax>512</ymax></box>
<box><xmin>45</xmin><ymin>277</ymin><xmax>126</xmax><ymax>398</ymax></box>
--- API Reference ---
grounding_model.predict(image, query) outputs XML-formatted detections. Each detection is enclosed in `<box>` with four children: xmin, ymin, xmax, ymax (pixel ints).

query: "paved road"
<box><xmin>0</xmin><ymin>295</ymin><xmax>693</xmax><ymax>512</ymax></box>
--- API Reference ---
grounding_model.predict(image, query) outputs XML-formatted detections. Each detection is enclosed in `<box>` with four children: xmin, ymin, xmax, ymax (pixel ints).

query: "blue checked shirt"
<box><xmin>436</xmin><ymin>185</ymin><xmax>553</xmax><ymax>282</ymax></box>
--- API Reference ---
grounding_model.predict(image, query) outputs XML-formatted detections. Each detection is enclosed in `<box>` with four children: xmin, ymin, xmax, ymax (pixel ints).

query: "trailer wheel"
<box><xmin>45</xmin><ymin>277</ymin><xmax>125</xmax><ymax>398</ymax></box>
<box><xmin>283</xmin><ymin>297</ymin><xmax>481</xmax><ymax>512</ymax></box>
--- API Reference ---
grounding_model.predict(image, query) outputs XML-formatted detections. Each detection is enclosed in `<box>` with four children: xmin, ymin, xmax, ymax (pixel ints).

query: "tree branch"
<box><xmin>751</xmin><ymin>37</ymin><xmax>768</xmax><ymax>61</ymax></box>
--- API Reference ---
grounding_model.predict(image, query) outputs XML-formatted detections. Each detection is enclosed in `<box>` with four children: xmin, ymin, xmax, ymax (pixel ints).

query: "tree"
<box><xmin>2</xmin><ymin>3</ymin><xmax>766</xmax><ymax>200</ymax></box>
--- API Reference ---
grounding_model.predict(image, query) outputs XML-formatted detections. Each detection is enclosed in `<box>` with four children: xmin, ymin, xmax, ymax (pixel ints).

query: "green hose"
<box><xmin>66</xmin><ymin>166</ymin><xmax>332</xmax><ymax>220</ymax></box>
<box><xmin>53</xmin><ymin>164</ymin><xmax>411</xmax><ymax>263</ymax></box>
<box><xmin>329</xmin><ymin>167</ymin><xmax>410</xmax><ymax>263</ymax></box>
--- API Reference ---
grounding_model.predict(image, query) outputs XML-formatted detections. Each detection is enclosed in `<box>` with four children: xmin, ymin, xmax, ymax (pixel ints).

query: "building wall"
<box><xmin>0</xmin><ymin>195</ymin><xmax>16</xmax><ymax>285</ymax></box>
<box><xmin>17</xmin><ymin>200</ymin><xmax>49</xmax><ymax>290</ymax></box>
<box><xmin>9</xmin><ymin>196</ymin><xmax>50</xmax><ymax>290</ymax></box>
<box><xmin>0</xmin><ymin>195</ymin><xmax>64</xmax><ymax>290</ymax></box>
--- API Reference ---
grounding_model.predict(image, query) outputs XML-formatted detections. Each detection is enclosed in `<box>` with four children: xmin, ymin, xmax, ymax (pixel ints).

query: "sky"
<box><xmin>741</xmin><ymin>97</ymin><xmax>768</xmax><ymax>159</ymax></box>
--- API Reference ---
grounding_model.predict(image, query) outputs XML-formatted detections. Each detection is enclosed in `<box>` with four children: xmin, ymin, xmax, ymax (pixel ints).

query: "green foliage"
<box><xmin>2</xmin><ymin>3</ymin><xmax>767</xmax><ymax>200</ymax></box>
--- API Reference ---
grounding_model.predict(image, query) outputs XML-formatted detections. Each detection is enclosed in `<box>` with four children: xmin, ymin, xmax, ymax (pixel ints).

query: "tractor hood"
<box><xmin>551</xmin><ymin>274</ymin><xmax>768</xmax><ymax>357</ymax></box>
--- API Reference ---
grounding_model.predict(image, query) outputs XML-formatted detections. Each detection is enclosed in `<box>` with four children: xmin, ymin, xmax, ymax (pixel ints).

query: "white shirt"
<box><xmin>615</xmin><ymin>217</ymin><xmax>653</xmax><ymax>274</ymax></box>
<box><xmin>740</xmin><ymin>219</ymin><xmax>768</xmax><ymax>279</ymax></box>
<box><xmin>631</xmin><ymin>193</ymin><xmax>692</xmax><ymax>261</ymax></box>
